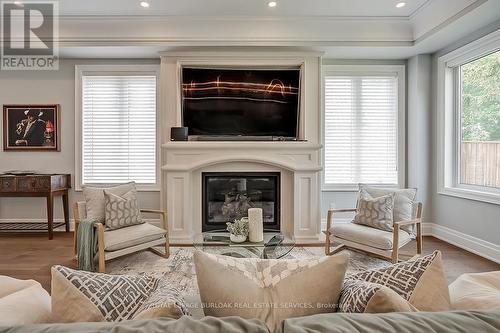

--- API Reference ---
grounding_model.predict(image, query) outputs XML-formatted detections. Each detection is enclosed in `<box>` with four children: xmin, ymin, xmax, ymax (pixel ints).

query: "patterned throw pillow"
<box><xmin>50</xmin><ymin>265</ymin><xmax>187</xmax><ymax>323</ymax></box>
<box><xmin>104</xmin><ymin>189</ymin><xmax>143</xmax><ymax>230</ymax></box>
<box><xmin>339</xmin><ymin>251</ymin><xmax>451</xmax><ymax>313</ymax></box>
<box><xmin>353</xmin><ymin>189</ymin><xmax>395</xmax><ymax>231</ymax></box>
<box><xmin>339</xmin><ymin>279</ymin><xmax>416</xmax><ymax>313</ymax></box>
<box><xmin>82</xmin><ymin>182</ymin><xmax>136</xmax><ymax>222</ymax></box>
<box><xmin>359</xmin><ymin>185</ymin><xmax>418</xmax><ymax>234</ymax></box>
<box><xmin>194</xmin><ymin>250</ymin><xmax>349</xmax><ymax>331</ymax></box>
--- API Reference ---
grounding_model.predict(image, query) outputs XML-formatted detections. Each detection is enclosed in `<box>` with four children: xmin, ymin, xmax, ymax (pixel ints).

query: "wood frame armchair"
<box><xmin>324</xmin><ymin>203</ymin><xmax>423</xmax><ymax>264</ymax></box>
<box><xmin>73</xmin><ymin>203</ymin><xmax>170</xmax><ymax>273</ymax></box>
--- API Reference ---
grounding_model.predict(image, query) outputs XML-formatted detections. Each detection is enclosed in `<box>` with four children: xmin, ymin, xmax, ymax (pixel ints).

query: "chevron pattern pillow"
<box><xmin>194</xmin><ymin>250</ymin><xmax>349</xmax><ymax>331</ymax></box>
<box><xmin>352</xmin><ymin>189</ymin><xmax>395</xmax><ymax>231</ymax></box>
<box><xmin>104</xmin><ymin>189</ymin><xmax>143</xmax><ymax>230</ymax></box>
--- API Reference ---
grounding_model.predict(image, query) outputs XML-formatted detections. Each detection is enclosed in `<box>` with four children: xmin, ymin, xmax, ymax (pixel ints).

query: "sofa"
<box><xmin>1</xmin><ymin>310</ymin><xmax>500</xmax><ymax>333</ymax></box>
<box><xmin>1</xmin><ymin>258</ymin><xmax>499</xmax><ymax>333</ymax></box>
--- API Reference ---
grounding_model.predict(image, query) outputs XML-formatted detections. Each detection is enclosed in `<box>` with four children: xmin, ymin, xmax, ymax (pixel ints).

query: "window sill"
<box><xmin>438</xmin><ymin>186</ymin><xmax>500</xmax><ymax>206</ymax></box>
<box><xmin>75</xmin><ymin>185</ymin><xmax>160</xmax><ymax>192</ymax></box>
<box><xmin>322</xmin><ymin>184</ymin><xmax>401</xmax><ymax>192</ymax></box>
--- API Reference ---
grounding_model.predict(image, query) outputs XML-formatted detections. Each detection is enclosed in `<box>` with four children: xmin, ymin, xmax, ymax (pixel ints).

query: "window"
<box><xmin>323</xmin><ymin>65</ymin><xmax>405</xmax><ymax>190</ymax></box>
<box><xmin>459</xmin><ymin>51</ymin><xmax>500</xmax><ymax>189</ymax></box>
<box><xmin>437</xmin><ymin>30</ymin><xmax>500</xmax><ymax>204</ymax></box>
<box><xmin>76</xmin><ymin>65</ymin><xmax>159</xmax><ymax>190</ymax></box>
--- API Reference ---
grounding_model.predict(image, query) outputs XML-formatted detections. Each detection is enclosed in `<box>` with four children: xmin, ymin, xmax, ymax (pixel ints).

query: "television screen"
<box><xmin>181</xmin><ymin>67</ymin><xmax>300</xmax><ymax>138</ymax></box>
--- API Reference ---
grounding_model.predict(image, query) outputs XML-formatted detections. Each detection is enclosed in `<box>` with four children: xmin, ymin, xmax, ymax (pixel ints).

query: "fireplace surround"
<box><xmin>160</xmin><ymin>50</ymin><xmax>323</xmax><ymax>243</ymax></box>
<box><xmin>202</xmin><ymin>172</ymin><xmax>280</xmax><ymax>231</ymax></box>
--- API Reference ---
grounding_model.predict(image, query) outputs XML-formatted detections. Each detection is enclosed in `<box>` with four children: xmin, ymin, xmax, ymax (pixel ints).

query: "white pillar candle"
<box><xmin>248</xmin><ymin>208</ymin><xmax>264</xmax><ymax>243</ymax></box>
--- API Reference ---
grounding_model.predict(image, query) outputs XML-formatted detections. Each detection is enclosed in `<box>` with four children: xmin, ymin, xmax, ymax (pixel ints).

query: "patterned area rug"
<box><xmin>107</xmin><ymin>247</ymin><xmax>390</xmax><ymax>303</ymax></box>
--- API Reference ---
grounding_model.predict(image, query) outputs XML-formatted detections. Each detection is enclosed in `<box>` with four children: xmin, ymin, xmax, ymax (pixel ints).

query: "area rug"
<box><xmin>107</xmin><ymin>246</ymin><xmax>390</xmax><ymax>302</ymax></box>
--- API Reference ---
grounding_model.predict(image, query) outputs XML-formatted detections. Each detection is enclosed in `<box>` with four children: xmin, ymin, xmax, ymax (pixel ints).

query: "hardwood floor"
<box><xmin>0</xmin><ymin>233</ymin><xmax>498</xmax><ymax>292</ymax></box>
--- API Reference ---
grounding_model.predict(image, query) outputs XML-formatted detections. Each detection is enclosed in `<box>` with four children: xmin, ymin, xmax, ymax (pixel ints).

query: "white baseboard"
<box><xmin>0</xmin><ymin>218</ymin><xmax>161</xmax><ymax>232</ymax></box>
<box><xmin>423</xmin><ymin>223</ymin><xmax>500</xmax><ymax>264</ymax></box>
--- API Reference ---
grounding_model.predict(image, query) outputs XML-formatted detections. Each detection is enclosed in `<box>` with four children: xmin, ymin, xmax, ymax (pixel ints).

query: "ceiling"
<box><xmin>59</xmin><ymin>0</ymin><xmax>430</xmax><ymax>18</ymax></box>
<box><xmin>51</xmin><ymin>0</ymin><xmax>500</xmax><ymax>59</ymax></box>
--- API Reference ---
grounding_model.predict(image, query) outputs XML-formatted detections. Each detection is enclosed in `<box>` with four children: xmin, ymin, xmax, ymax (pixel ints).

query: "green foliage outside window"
<box><xmin>461</xmin><ymin>50</ymin><xmax>500</xmax><ymax>141</ymax></box>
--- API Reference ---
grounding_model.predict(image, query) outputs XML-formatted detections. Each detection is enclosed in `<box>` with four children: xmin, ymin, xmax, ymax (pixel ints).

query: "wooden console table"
<box><xmin>0</xmin><ymin>174</ymin><xmax>71</xmax><ymax>239</ymax></box>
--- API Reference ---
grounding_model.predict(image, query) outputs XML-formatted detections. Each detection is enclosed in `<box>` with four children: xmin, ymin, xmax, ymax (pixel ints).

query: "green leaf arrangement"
<box><xmin>226</xmin><ymin>217</ymin><xmax>249</xmax><ymax>236</ymax></box>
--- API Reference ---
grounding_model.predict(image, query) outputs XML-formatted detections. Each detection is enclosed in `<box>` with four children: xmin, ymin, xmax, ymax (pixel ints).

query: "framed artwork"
<box><xmin>3</xmin><ymin>104</ymin><xmax>60</xmax><ymax>151</ymax></box>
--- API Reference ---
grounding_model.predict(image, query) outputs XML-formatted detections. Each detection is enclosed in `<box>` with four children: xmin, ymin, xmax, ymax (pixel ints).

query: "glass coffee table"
<box><xmin>193</xmin><ymin>229</ymin><xmax>295</xmax><ymax>259</ymax></box>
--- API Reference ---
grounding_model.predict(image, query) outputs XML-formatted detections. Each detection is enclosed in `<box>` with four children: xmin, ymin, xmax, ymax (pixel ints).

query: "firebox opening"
<box><xmin>202</xmin><ymin>172</ymin><xmax>280</xmax><ymax>232</ymax></box>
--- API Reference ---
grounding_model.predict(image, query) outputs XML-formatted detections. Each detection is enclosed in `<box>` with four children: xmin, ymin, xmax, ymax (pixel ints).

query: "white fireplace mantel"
<box><xmin>159</xmin><ymin>50</ymin><xmax>323</xmax><ymax>244</ymax></box>
<box><xmin>162</xmin><ymin>141</ymin><xmax>322</xmax><ymax>172</ymax></box>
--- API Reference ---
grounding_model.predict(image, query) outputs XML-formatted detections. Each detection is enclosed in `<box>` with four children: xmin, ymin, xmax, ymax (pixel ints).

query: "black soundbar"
<box><xmin>192</xmin><ymin>136</ymin><xmax>300</xmax><ymax>142</ymax></box>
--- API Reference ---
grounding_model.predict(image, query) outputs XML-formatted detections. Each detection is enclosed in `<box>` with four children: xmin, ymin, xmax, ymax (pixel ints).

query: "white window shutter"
<box><xmin>324</xmin><ymin>75</ymin><xmax>398</xmax><ymax>185</ymax></box>
<box><xmin>82</xmin><ymin>75</ymin><xmax>157</xmax><ymax>185</ymax></box>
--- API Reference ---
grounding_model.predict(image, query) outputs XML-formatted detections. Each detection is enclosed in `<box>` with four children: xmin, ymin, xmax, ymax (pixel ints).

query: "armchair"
<box><xmin>73</xmin><ymin>202</ymin><xmax>170</xmax><ymax>273</ymax></box>
<box><xmin>324</xmin><ymin>203</ymin><xmax>423</xmax><ymax>264</ymax></box>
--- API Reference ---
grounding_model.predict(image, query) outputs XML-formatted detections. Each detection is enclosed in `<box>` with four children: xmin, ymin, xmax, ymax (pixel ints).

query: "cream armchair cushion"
<box><xmin>104</xmin><ymin>223</ymin><xmax>167</xmax><ymax>252</ymax></box>
<box><xmin>0</xmin><ymin>276</ymin><xmax>51</xmax><ymax>325</ymax></box>
<box><xmin>331</xmin><ymin>223</ymin><xmax>412</xmax><ymax>250</ymax></box>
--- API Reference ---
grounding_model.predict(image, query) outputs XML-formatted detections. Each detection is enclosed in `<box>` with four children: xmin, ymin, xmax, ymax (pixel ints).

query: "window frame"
<box><xmin>75</xmin><ymin>64</ymin><xmax>161</xmax><ymax>191</ymax></box>
<box><xmin>321</xmin><ymin>64</ymin><xmax>406</xmax><ymax>192</ymax></box>
<box><xmin>437</xmin><ymin>29</ymin><xmax>500</xmax><ymax>205</ymax></box>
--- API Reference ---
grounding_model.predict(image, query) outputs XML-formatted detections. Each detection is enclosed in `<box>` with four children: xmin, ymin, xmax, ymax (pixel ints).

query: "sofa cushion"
<box><xmin>353</xmin><ymin>190</ymin><xmax>395</xmax><ymax>232</ymax></box>
<box><xmin>104</xmin><ymin>189</ymin><xmax>143</xmax><ymax>230</ymax></box>
<box><xmin>82</xmin><ymin>182</ymin><xmax>136</xmax><ymax>222</ymax></box>
<box><xmin>330</xmin><ymin>223</ymin><xmax>412</xmax><ymax>250</ymax></box>
<box><xmin>0</xmin><ymin>316</ymin><xmax>271</xmax><ymax>333</ymax></box>
<box><xmin>104</xmin><ymin>223</ymin><xmax>166</xmax><ymax>252</ymax></box>
<box><xmin>360</xmin><ymin>185</ymin><xmax>417</xmax><ymax>234</ymax></box>
<box><xmin>51</xmin><ymin>265</ymin><xmax>186</xmax><ymax>323</ymax></box>
<box><xmin>338</xmin><ymin>279</ymin><xmax>416</xmax><ymax>313</ymax></box>
<box><xmin>277</xmin><ymin>310</ymin><xmax>500</xmax><ymax>333</ymax></box>
<box><xmin>194</xmin><ymin>250</ymin><xmax>349</xmax><ymax>331</ymax></box>
<box><xmin>346</xmin><ymin>251</ymin><xmax>451</xmax><ymax>312</ymax></box>
<box><xmin>449</xmin><ymin>271</ymin><xmax>500</xmax><ymax>310</ymax></box>
<box><xmin>0</xmin><ymin>276</ymin><xmax>51</xmax><ymax>326</ymax></box>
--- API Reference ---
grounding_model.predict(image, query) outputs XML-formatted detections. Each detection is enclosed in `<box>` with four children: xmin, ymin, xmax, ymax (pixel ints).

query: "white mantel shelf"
<box><xmin>162</xmin><ymin>141</ymin><xmax>322</xmax><ymax>150</ymax></box>
<box><xmin>162</xmin><ymin>141</ymin><xmax>323</xmax><ymax>173</ymax></box>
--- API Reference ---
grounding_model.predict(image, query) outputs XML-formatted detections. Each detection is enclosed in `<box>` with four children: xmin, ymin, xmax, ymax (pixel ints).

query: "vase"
<box><xmin>230</xmin><ymin>234</ymin><xmax>247</xmax><ymax>243</ymax></box>
<box><xmin>248</xmin><ymin>208</ymin><xmax>264</xmax><ymax>242</ymax></box>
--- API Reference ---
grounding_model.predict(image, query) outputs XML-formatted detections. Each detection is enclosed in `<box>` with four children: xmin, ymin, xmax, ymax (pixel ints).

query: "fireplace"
<box><xmin>202</xmin><ymin>172</ymin><xmax>280</xmax><ymax>231</ymax></box>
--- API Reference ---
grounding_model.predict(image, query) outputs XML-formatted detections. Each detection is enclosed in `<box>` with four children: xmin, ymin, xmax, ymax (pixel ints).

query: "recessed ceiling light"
<box><xmin>13</xmin><ymin>1</ymin><xmax>24</xmax><ymax>7</ymax></box>
<box><xmin>396</xmin><ymin>2</ymin><xmax>406</xmax><ymax>8</ymax></box>
<box><xmin>139</xmin><ymin>1</ymin><xmax>150</xmax><ymax>8</ymax></box>
<box><xmin>268</xmin><ymin>1</ymin><xmax>277</xmax><ymax>8</ymax></box>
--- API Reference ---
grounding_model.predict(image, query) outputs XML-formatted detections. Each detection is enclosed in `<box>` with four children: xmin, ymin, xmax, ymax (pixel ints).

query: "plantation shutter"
<box><xmin>82</xmin><ymin>75</ymin><xmax>157</xmax><ymax>184</ymax></box>
<box><xmin>324</xmin><ymin>74</ymin><xmax>398</xmax><ymax>185</ymax></box>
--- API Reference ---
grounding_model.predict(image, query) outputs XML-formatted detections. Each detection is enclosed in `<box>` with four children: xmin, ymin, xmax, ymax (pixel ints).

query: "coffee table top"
<box><xmin>193</xmin><ymin>229</ymin><xmax>295</xmax><ymax>259</ymax></box>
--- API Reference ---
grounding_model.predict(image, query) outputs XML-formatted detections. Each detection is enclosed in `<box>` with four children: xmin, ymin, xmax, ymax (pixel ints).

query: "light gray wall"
<box><xmin>407</xmin><ymin>54</ymin><xmax>432</xmax><ymax>222</ymax></box>
<box><xmin>0</xmin><ymin>58</ymin><xmax>160</xmax><ymax>220</ymax></box>
<box><xmin>430</xmin><ymin>22</ymin><xmax>500</xmax><ymax>245</ymax></box>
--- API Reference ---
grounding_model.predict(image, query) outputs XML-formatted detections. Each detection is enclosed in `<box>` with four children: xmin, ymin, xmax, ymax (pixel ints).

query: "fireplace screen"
<box><xmin>202</xmin><ymin>172</ymin><xmax>280</xmax><ymax>231</ymax></box>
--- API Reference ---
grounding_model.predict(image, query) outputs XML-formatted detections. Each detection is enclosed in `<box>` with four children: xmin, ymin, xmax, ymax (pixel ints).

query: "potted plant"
<box><xmin>226</xmin><ymin>217</ymin><xmax>249</xmax><ymax>243</ymax></box>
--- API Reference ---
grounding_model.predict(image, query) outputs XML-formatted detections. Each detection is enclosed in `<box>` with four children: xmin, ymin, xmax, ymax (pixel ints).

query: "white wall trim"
<box><xmin>321</xmin><ymin>64</ymin><xmax>406</xmax><ymax>191</ymax></box>
<box><xmin>423</xmin><ymin>223</ymin><xmax>500</xmax><ymax>264</ymax></box>
<box><xmin>436</xmin><ymin>29</ymin><xmax>500</xmax><ymax>205</ymax></box>
<box><xmin>74</xmin><ymin>64</ymin><xmax>162</xmax><ymax>192</ymax></box>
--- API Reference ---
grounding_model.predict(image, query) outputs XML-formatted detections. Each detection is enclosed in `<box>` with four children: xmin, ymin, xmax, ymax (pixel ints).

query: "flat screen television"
<box><xmin>181</xmin><ymin>67</ymin><xmax>301</xmax><ymax>138</ymax></box>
